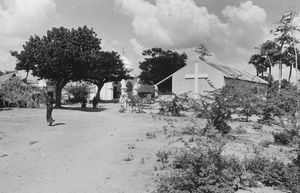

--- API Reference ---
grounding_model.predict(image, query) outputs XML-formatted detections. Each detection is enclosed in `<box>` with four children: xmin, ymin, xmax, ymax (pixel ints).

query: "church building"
<box><xmin>155</xmin><ymin>60</ymin><xmax>268</xmax><ymax>99</ymax></box>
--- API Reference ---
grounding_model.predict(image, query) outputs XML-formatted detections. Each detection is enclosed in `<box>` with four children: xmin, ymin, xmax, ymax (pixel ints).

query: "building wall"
<box><xmin>100</xmin><ymin>82</ymin><xmax>114</xmax><ymax>100</ymax></box>
<box><xmin>99</xmin><ymin>78</ymin><xmax>138</xmax><ymax>100</ymax></box>
<box><xmin>171</xmin><ymin>60</ymin><xmax>226</xmax><ymax>97</ymax></box>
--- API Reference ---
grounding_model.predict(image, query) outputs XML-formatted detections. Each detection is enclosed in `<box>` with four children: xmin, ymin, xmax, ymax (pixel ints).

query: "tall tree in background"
<box><xmin>249</xmin><ymin>54</ymin><xmax>267</xmax><ymax>77</ymax></box>
<box><xmin>272</xmin><ymin>11</ymin><xmax>299</xmax><ymax>88</ymax></box>
<box><xmin>139</xmin><ymin>48</ymin><xmax>187</xmax><ymax>85</ymax></box>
<box><xmin>249</xmin><ymin>40</ymin><xmax>280</xmax><ymax>85</ymax></box>
<box><xmin>85</xmin><ymin>51</ymin><xmax>130</xmax><ymax>104</ymax></box>
<box><xmin>194</xmin><ymin>43</ymin><xmax>211</xmax><ymax>61</ymax></box>
<box><xmin>281</xmin><ymin>46</ymin><xmax>300</xmax><ymax>82</ymax></box>
<box><xmin>11</xmin><ymin>26</ymin><xmax>102</xmax><ymax>107</ymax></box>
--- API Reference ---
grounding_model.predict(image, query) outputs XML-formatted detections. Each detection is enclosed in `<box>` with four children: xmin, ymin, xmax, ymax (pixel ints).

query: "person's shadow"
<box><xmin>50</xmin><ymin>123</ymin><xmax>66</xmax><ymax>127</ymax></box>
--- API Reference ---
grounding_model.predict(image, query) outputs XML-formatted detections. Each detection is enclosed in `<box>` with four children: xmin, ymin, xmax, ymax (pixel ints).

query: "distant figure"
<box><xmin>46</xmin><ymin>92</ymin><xmax>55</xmax><ymax>126</ymax></box>
<box><xmin>81</xmin><ymin>98</ymin><xmax>87</xmax><ymax>108</ymax></box>
<box><xmin>92</xmin><ymin>96</ymin><xmax>98</xmax><ymax>109</ymax></box>
<box><xmin>119</xmin><ymin>93</ymin><xmax>128</xmax><ymax>112</ymax></box>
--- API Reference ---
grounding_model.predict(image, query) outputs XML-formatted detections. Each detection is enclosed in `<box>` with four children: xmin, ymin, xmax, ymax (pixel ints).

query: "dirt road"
<box><xmin>0</xmin><ymin>104</ymin><xmax>165</xmax><ymax>193</ymax></box>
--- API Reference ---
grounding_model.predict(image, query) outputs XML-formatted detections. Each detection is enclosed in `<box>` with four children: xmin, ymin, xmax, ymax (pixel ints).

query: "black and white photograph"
<box><xmin>1</xmin><ymin>0</ymin><xmax>300</xmax><ymax>192</ymax></box>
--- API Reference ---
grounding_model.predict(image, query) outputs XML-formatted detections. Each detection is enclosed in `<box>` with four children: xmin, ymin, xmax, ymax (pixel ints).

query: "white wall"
<box><xmin>172</xmin><ymin>60</ymin><xmax>226</xmax><ymax>97</ymax></box>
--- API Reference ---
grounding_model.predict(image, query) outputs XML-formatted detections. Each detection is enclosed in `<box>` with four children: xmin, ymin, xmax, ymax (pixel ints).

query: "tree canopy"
<box><xmin>11</xmin><ymin>26</ymin><xmax>102</xmax><ymax>107</ymax></box>
<box><xmin>139</xmin><ymin>47</ymin><xmax>187</xmax><ymax>85</ymax></box>
<box><xmin>249</xmin><ymin>12</ymin><xmax>300</xmax><ymax>84</ymax></box>
<box><xmin>85</xmin><ymin>51</ymin><xmax>130</xmax><ymax>101</ymax></box>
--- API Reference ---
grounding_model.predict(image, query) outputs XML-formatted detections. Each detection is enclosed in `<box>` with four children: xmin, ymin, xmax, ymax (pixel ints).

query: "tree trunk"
<box><xmin>268</xmin><ymin>65</ymin><xmax>272</xmax><ymax>86</ymax></box>
<box><xmin>93</xmin><ymin>83</ymin><xmax>104</xmax><ymax>108</ymax></box>
<box><xmin>25</xmin><ymin>71</ymin><xmax>29</xmax><ymax>82</ymax></box>
<box><xmin>54</xmin><ymin>79</ymin><xmax>68</xmax><ymax>108</ymax></box>
<box><xmin>95</xmin><ymin>83</ymin><xmax>104</xmax><ymax>101</ymax></box>
<box><xmin>278</xmin><ymin>62</ymin><xmax>282</xmax><ymax>92</ymax></box>
<box><xmin>288</xmin><ymin>64</ymin><xmax>293</xmax><ymax>83</ymax></box>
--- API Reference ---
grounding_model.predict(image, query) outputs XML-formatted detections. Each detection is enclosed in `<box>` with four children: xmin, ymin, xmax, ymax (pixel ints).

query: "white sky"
<box><xmin>0</xmin><ymin>0</ymin><xmax>300</xmax><ymax>80</ymax></box>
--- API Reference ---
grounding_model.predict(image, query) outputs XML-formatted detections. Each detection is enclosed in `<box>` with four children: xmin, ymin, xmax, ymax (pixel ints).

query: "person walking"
<box><xmin>46</xmin><ymin>92</ymin><xmax>55</xmax><ymax>126</ymax></box>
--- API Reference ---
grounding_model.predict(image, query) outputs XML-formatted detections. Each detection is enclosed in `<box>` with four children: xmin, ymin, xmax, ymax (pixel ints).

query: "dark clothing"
<box><xmin>46</xmin><ymin>104</ymin><xmax>54</xmax><ymax>124</ymax></box>
<box><xmin>46</xmin><ymin>95</ymin><xmax>55</xmax><ymax>125</ymax></box>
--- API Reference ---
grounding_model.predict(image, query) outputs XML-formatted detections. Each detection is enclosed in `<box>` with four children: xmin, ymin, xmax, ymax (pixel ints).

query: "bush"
<box><xmin>257</xmin><ymin>84</ymin><xmax>298</xmax><ymax>125</ymax></box>
<box><xmin>65</xmin><ymin>82</ymin><xmax>91</xmax><ymax>106</ymax></box>
<box><xmin>272</xmin><ymin>129</ymin><xmax>296</xmax><ymax>145</ymax></box>
<box><xmin>128</xmin><ymin>93</ymin><xmax>145</xmax><ymax>113</ymax></box>
<box><xmin>158</xmin><ymin>94</ymin><xmax>187</xmax><ymax>117</ymax></box>
<box><xmin>156</xmin><ymin>138</ymin><xmax>243</xmax><ymax>193</ymax></box>
<box><xmin>199</xmin><ymin>88</ymin><xmax>233</xmax><ymax>135</ymax></box>
<box><xmin>244</xmin><ymin>154</ymin><xmax>300</xmax><ymax>192</ymax></box>
<box><xmin>0</xmin><ymin>77</ymin><xmax>40</xmax><ymax>108</ymax></box>
<box><xmin>245</xmin><ymin>156</ymin><xmax>288</xmax><ymax>187</ymax></box>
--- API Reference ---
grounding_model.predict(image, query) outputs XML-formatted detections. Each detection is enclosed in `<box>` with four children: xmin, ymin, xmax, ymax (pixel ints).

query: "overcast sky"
<box><xmin>1</xmin><ymin>0</ymin><xmax>300</xmax><ymax>77</ymax></box>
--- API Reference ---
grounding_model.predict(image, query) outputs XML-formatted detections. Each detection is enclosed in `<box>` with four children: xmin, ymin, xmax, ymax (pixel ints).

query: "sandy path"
<box><xmin>0</xmin><ymin>104</ymin><xmax>165</xmax><ymax>193</ymax></box>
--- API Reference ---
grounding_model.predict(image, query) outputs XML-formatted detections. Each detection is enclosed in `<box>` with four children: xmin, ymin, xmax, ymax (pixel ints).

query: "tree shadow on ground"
<box><xmin>0</xmin><ymin>108</ymin><xmax>12</xmax><ymax>112</ymax></box>
<box><xmin>59</xmin><ymin>106</ymin><xmax>107</xmax><ymax>112</ymax></box>
<box><xmin>50</xmin><ymin>123</ymin><xmax>66</xmax><ymax>127</ymax></box>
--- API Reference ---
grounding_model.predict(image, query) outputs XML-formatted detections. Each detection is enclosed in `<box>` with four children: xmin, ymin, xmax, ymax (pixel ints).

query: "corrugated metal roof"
<box><xmin>206</xmin><ymin>62</ymin><xmax>268</xmax><ymax>84</ymax></box>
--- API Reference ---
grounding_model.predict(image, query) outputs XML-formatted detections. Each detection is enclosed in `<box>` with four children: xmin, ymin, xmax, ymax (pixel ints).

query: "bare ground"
<box><xmin>0</xmin><ymin>104</ymin><xmax>166</xmax><ymax>193</ymax></box>
<box><xmin>0</xmin><ymin>104</ymin><xmax>291</xmax><ymax>193</ymax></box>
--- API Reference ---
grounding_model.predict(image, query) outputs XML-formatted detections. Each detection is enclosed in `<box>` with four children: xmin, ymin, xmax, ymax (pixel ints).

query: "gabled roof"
<box><xmin>155</xmin><ymin>61</ymin><xmax>268</xmax><ymax>86</ymax></box>
<box><xmin>206</xmin><ymin>62</ymin><xmax>268</xmax><ymax>84</ymax></box>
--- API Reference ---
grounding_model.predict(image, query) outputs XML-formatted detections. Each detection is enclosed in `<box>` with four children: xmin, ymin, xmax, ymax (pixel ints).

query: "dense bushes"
<box><xmin>158</xmin><ymin>94</ymin><xmax>188</xmax><ymax>117</ymax></box>
<box><xmin>244</xmin><ymin>154</ymin><xmax>300</xmax><ymax>192</ymax></box>
<box><xmin>155</xmin><ymin>80</ymin><xmax>300</xmax><ymax>192</ymax></box>
<box><xmin>0</xmin><ymin>77</ymin><xmax>41</xmax><ymax>108</ymax></box>
<box><xmin>156</xmin><ymin>138</ymin><xmax>243</xmax><ymax>193</ymax></box>
<box><xmin>156</xmin><ymin>137</ymin><xmax>300</xmax><ymax>193</ymax></box>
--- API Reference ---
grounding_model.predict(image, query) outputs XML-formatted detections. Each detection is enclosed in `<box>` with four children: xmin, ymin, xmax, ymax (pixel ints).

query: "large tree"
<box><xmin>281</xmin><ymin>46</ymin><xmax>300</xmax><ymax>82</ymax></box>
<box><xmin>11</xmin><ymin>26</ymin><xmax>101</xmax><ymax>107</ymax></box>
<box><xmin>139</xmin><ymin>47</ymin><xmax>187</xmax><ymax>85</ymax></box>
<box><xmin>85</xmin><ymin>51</ymin><xmax>130</xmax><ymax>103</ymax></box>
<box><xmin>271</xmin><ymin>11</ymin><xmax>300</xmax><ymax>87</ymax></box>
<box><xmin>249</xmin><ymin>40</ymin><xmax>280</xmax><ymax>85</ymax></box>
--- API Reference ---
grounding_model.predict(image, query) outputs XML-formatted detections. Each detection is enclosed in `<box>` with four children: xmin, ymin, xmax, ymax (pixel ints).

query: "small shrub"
<box><xmin>158</xmin><ymin>95</ymin><xmax>187</xmax><ymax>117</ymax></box>
<box><xmin>124</xmin><ymin>154</ymin><xmax>134</xmax><ymax>161</ymax></box>
<box><xmin>273</xmin><ymin>130</ymin><xmax>294</xmax><ymax>145</ymax></box>
<box><xmin>156</xmin><ymin>151</ymin><xmax>170</xmax><ymax>164</ymax></box>
<box><xmin>127</xmin><ymin>144</ymin><xmax>135</xmax><ymax>149</ymax></box>
<box><xmin>145</xmin><ymin>132</ymin><xmax>156</xmax><ymax>139</ymax></box>
<box><xmin>128</xmin><ymin>93</ymin><xmax>145</xmax><ymax>113</ymax></box>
